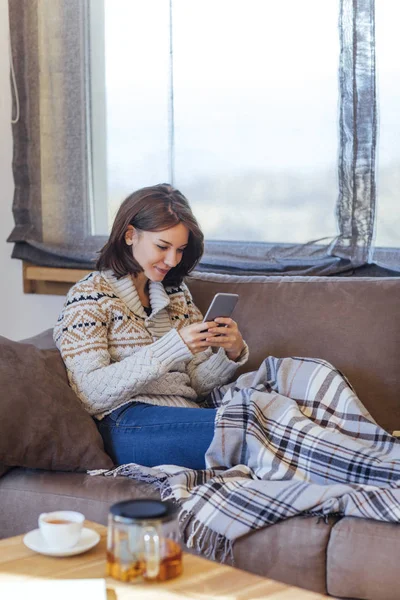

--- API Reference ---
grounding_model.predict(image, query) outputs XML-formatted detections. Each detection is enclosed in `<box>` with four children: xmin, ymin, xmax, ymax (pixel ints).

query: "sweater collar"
<box><xmin>102</xmin><ymin>270</ymin><xmax>170</xmax><ymax>319</ymax></box>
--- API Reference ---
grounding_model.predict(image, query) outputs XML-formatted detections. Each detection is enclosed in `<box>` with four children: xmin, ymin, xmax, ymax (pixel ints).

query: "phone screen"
<box><xmin>202</xmin><ymin>293</ymin><xmax>239</xmax><ymax>322</ymax></box>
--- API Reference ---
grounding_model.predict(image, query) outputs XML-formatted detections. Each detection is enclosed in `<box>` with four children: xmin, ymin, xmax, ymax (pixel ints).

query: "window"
<box><xmin>8</xmin><ymin>0</ymin><xmax>400</xmax><ymax>276</ymax></box>
<box><xmin>92</xmin><ymin>0</ymin><xmax>340</xmax><ymax>246</ymax></box>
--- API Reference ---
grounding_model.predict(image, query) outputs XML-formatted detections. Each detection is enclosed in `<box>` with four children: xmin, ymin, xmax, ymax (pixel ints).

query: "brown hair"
<box><xmin>96</xmin><ymin>184</ymin><xmax>204</xmax><ymax>286</ymax></box>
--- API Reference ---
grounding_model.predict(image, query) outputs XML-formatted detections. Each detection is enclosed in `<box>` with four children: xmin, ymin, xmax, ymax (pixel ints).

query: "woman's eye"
<box><xmin>156</xmin><ymin>245</ymin><xmax>168</xmax><ymax>250</ymax></box>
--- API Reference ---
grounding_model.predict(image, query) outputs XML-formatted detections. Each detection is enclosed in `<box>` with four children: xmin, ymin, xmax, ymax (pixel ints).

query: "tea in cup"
<box><xmin>38</xmin><ymin>510</ymin><xmax>85</xmax><ymax>550</ymax></box>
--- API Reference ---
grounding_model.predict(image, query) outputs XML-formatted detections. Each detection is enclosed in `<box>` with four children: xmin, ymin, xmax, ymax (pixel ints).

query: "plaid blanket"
<box><xmin>91</xmin><ymin>356</ymin><xmax>400</xmax><ymax>562</ymax></box>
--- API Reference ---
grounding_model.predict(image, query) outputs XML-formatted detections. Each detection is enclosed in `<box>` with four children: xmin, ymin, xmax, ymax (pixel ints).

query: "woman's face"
<box><xmin>125</xmin><ymin>222</ymin><xmax>189</xmax><ymax>282</ymax></box>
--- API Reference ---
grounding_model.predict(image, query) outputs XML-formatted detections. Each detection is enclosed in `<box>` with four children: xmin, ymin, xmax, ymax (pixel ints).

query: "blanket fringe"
<box><xmin>88</xmin><ymin>466</ymin><xmax>234</xmax><ymax>565</ymax></box>
<box><xmin>89</xmin><ymin>464</ymin><xmax>168</xmax><ymax>487</ymax></box>
<box><xmin>180</xmin><ymin>509</ymin><xmax>234</xmax><ymax>566</ymax></box>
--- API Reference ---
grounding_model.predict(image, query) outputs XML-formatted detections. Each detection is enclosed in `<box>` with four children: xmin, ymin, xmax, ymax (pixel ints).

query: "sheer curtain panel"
<box><xmin>7</xmin><ymin>0</ymin><xmax>400</xmax><ymax>275</ymax></box>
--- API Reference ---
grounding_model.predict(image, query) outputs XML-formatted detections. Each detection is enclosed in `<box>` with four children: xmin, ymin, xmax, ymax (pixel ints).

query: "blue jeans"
<box><xmin>97</xmin><ymin>402</ymin><xmax>217</xmax><ymax>470</ymax></box>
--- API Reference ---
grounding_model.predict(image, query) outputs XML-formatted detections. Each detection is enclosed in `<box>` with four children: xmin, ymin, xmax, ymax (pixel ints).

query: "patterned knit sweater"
<box><xmin>54</xmin><ymin>271</ymin><xmax>249</xmax><ymax>419</ymax></box>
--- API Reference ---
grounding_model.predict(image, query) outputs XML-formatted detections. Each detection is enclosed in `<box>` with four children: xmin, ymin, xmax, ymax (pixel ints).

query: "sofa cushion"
<box><xmin>327</xmin><ymin>517</ymin><xmax>400</xmax><ymax>600</ymax></box>
<box><xmin>233</xmin><ymin>514</ymin><xmax>338</xmax><ymax>594</ymax></box>
<box><xmin>0</xmin><ymin>468</ymin><xmax>161</xmax><ymax>538</ymax></box>
<box><xmin>20</xmin><ymin>328</ymin><xmax>57</xmax><ymax>350</ymax></box>
<box><xmin>0</xmin><ymin>336</ymin><xmax>113</xmax><ymax>473</ymax></box>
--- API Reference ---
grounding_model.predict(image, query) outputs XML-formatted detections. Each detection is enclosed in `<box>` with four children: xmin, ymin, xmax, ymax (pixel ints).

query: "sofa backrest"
<box><xmin>187</xmin><ymin>273</ymin><xmax>400</xmax><ymax>433</ymax></box>
<box><xmin>23</xmin><ymin>273</ymin><xmax>400</xmax><ymax>433</ymax></box>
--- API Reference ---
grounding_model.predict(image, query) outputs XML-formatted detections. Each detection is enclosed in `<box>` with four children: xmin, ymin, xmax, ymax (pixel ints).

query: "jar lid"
<box><xmin>110</xmin><ymin>499</ymin><xmax>178</xmax><ymax>523</ymax></box>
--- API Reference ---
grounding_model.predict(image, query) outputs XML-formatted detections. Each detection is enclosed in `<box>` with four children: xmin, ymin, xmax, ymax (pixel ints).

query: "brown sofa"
<box><xmin>1</xmin><ymin>272</ymin><xmax>399</xmax><ymax>599</ymax></box>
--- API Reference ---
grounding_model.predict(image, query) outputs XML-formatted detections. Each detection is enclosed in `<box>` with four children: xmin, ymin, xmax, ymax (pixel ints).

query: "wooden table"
<box><xmin>0</xmin><ymin>521</ymin><xmax>329</xmax><ymax>599</ymax></box>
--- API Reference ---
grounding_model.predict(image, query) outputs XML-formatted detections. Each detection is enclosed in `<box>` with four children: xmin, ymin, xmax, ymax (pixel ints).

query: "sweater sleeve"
<box><xmin>54</xmin><ymin>291</ymin><xmax>192</xmax><ymax>416</ymax></box>
<box><xmin>187</xmin><ymin>344</ymin><xmax>249</xmax><ymax>397</ymax></box>
<box><xmin>181</xmin><ymin>282</ymin><xmax>250</xmax><ymax>396</ymax></box>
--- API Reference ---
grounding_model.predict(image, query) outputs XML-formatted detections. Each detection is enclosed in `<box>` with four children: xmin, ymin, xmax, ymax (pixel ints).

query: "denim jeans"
<box><xmin>97</xmin><ymin>402</ymin><xmax>217</xmax><ymax>470</ymax></box>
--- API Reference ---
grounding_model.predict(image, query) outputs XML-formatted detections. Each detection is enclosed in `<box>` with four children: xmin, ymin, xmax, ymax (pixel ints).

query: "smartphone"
<box><xmin>202</xmin><ymin>293</ymin><xmax>239</xmax><ymax>323</ymax></box>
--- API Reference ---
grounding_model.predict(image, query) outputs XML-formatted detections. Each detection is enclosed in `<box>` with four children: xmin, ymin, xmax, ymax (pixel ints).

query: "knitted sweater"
<box><xmin>54</xmin><ymin>271</ymin><xmax>249</xmax><ymax>419</ymax></box>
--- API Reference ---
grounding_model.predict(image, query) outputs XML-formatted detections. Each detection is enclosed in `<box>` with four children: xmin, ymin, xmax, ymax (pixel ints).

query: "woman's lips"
<box><xmin>155</xmin><ymin>266</ymin><xmax>169</xmax><ymax>275</ymax></box>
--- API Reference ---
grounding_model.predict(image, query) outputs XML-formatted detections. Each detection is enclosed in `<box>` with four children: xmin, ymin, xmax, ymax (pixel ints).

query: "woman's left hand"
<box><xmin>205</xmin><ymin>318</ymin><xmax>245</xmax><ymax>361</ymax></box>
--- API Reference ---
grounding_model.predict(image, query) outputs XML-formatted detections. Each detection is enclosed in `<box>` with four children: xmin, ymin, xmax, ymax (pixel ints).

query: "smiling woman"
<box><xmin>95</xmin><ymin>184</ymin><xmax>203</xmax><ymax>286</ymax></box>
<box><xmin>123</xmin><ymin>224</ymin><xmax>189</xmax><ymax>294</ymax></box>
<box><xmin>53</xmin><ymin>182</ymin><xmax>248</xmax><ymax>469</ymax></box>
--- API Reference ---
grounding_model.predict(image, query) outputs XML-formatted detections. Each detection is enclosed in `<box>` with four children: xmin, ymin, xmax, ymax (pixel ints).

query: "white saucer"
<box><xmin>23</xmin><ymin>527</ymin><xmax>100</xmax><ymax>557</ymax></box>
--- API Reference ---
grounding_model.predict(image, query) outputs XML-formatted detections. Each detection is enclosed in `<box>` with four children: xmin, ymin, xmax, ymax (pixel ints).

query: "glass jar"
<box><xmin>106</xmin><ymin>499</ymin><xmax>182</xmax><ymax>583</ymax></box>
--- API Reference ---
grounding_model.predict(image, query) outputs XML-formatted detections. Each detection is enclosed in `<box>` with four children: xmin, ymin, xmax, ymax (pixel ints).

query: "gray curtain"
<box><xmin>331</xmin><ymin>0</ymin><xmax>377</xmax><ymax>267</ymax></box>
<box><xmin>8</xmin><ymin>0</ymin><xmax>101</xmax><ymax>269</ymax></box>
<box><xmin>7</xmin><ymin>0</ymin><xmax>399</xmax><ymax>276</ymax></box>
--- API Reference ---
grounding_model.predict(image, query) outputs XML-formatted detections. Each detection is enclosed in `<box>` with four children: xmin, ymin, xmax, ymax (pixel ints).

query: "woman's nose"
<box><xmin>164</xmin><ymin>250</ymin><xmax>179</xmax><ymax>267</ymax></box>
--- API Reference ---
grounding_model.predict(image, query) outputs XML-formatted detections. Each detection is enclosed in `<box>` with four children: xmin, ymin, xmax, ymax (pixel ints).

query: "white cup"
<box><xmin>38</xmin><ymin>511</ymin><xmax>85</xmax><ymax>550</ymax></box>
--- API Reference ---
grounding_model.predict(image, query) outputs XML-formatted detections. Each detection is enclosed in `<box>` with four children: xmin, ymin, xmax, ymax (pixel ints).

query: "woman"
<box><xmin>54</xmin><ymin>184</ymin><xmax>248</xmax><ymax>469</ymax></box>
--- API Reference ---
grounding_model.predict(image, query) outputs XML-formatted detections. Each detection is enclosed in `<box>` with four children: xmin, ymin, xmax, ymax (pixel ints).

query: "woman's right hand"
<box><xmin>178</xmin><ymin>322</ymin><xmax>214</xmax><ymax>354</ymax></box>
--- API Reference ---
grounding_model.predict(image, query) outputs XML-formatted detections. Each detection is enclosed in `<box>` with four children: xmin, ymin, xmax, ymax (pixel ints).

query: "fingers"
<box><xmin>205</xmin><ymin>318</ymin><xmax>244</xmax><ymax>356</ymax></box>
<box><xmin>180</xmin><ymin>319</ymin><xmax>243</xmax><ymax>355</ymax></box>
<box><xmin>179</xmin><ymin>322</ymin><xmax>214</xmax><ymax>354</ymax></box>
<box><xmin>207</xmin><ymin>326</ymin><xmax>227</xmax><ymax>335</ymax></box>
<box><xmin>214</xmin><ymin>317</ymin><xmax>235</xmax><ymax>327</ymax></box>
<box><xmin>193</xmin><ymin>321</ymin><xmax>215</xmax><ymax>332</ymax></box>
<box><xmin>206</xmin><ymin>332</ymin><xmax>236</xmax><ymax>346</ymax></box>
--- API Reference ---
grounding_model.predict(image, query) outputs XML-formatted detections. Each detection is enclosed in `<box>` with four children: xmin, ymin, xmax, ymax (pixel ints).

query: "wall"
<box><xmin>0</xmin><ymin>0</ymin><xmax>64</xmax><ymax>340</ymax></box>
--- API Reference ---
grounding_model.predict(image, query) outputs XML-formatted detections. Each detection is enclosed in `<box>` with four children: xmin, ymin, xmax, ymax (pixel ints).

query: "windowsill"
<box><xmin>22</xmin><ymin>263</ymin><xmax>91</xmax><ymax>295</ymax></box>
<box><xmin>21</xmin><ymin>254</ymin><xmax>400</xmax><ymax>296</ymax></box>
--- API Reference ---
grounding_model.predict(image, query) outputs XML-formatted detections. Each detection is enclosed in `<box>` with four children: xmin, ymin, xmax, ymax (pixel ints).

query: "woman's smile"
<box><xmin>154</xmin><ymin>265</ymin><xmax>170</xmax><ymax>276</ymax></box>
<box><xmin>127</xmin><ymin>222</ymin><xmax>190</xmax><ymax>283</ymax></box>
